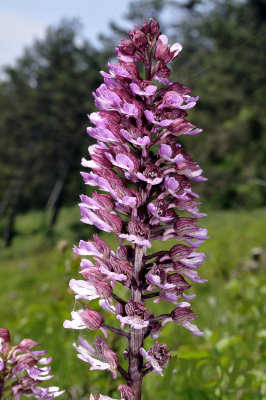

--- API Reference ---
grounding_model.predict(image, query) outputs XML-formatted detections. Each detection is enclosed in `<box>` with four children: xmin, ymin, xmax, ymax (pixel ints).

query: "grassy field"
<box><xmin>0</xmin><ymin>206</ymin><xmax>266</xmax><ymax>399</ymax></box>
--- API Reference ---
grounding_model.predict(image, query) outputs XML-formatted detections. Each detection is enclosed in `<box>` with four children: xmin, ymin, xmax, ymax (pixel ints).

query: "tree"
<box><xmin>0</xmin><ymin>19</ymin><xmax>103</xmax><ymax>244</ymax></box>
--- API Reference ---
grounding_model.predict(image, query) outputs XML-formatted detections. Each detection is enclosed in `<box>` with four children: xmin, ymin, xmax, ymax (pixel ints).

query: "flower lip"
<box><xmin>136</xmin><ymin>164</ymin><xmax>163</xmax><ymax>185</ymax></box>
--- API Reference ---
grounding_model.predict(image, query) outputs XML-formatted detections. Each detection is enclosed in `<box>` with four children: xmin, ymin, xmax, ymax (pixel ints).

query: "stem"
<box><xmin>103</xmin><ymin>324</ymin><xmax>129</xmax><ymax>338</ymax></box>
<box><xmin>142</xmin><ymin>292</ymin><xmax>160</xmax><ymax>300</ymax></box>
<box><xmin>149</xmin><ymin>313</ymin><xmax>171</xmax><ymax>322</ymax></box>
<box><xmin>118</xmin><ymin>365</ymin><xmax>130</xmax><ymax>381</ymax></box>
<box><xmin>144</xmin><ymin>251</ymin><xmax>169</xmax><ymax>261</ymax></box>
<box><xmin>128</xmin><ymin>245</ymin><xmax>146</xmax><ymax>399</ymax></box>
<box><xmin>128</xmin><ymin>51</ymin><xmax>152</xmax><ymax>399</ymax></box>
<box><xmin>143</xmin><ymin>367</ymin><xmax>153</xmax><ymax>376</ymax></box>
<box><xmin>111</xmin><ymin>293</ymin><xmax>127</xmax><ymax>305</ymax></box>
<box><xmin>145</xmin><ymin>64</ymin><xmax>151</xmax><ymax>81</ymax></box>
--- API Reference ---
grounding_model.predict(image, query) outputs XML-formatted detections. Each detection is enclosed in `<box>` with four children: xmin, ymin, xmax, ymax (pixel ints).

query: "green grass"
<box><xmin>0</xmin><ymin>206</ymin><xmax>266</xmax><ymax>399</ymax></box>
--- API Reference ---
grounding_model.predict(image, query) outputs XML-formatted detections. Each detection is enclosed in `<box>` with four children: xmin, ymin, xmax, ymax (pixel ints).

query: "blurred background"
<box><xmin>0</xmin><ymin>0</ymin><xmax>265</xmax><ymax>398</ymax></box>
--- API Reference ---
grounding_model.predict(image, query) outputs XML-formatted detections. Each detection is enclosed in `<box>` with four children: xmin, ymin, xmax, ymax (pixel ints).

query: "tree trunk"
<box><xmin>3</xmin><ymin>166</ymin><xmax>28</xmax><ymax>246</ymax></box>
<box><xmin>45</xmin><ymin>159</ymin><xmax>71</xmax><ymax>226</ymax></box>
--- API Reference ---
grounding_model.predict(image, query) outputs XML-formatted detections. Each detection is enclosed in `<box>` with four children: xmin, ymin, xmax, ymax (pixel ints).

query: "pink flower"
<box><xmin>140</xmin><ymin>342</ymin><xmax>170</xmax><ymax>376</ymax></box>
<box><xmin>162</xmin><ymin>308</ymin><xmax>204</xmax><ymax>337</ymax></box>
<box><xmin>155</xmin><ymin>34</ymin><xmax>182</xmax><ymax>63</ymax></box>
<box><xmin>73</xmin><ymin>336</ymin><xmax>118</xmax><ymax>379</ymax></box>
<box><xmin>119</xmin><ymin>219</ymin><xmax>151</xmax><ymax>248</ymax></box>
<box><xmin>144</xmin><ymin>109</ymin><xmax>173</xmax><ymax>127</ymax></box>
<box><xmin>64</xmin><ymin>306</ymin><xmax>107</xmax><ymax>337</ymax></box>
<box><xmin>136</xmin><ymin>164</ymin><xmax>163</xmax><ymax>185</ymax></box>
<box><xmin>0</xmin><ymin>329</ymin><xmax>64</xmax><ymax>399</ymax></box>
<box><xmin>129</xmin><ymin>82</ymin><xmax>157</xmax><ymax>97</ymax></box>
<box><xmin>117</xmin><ymin>301</ymin><xmax>149</xmax><ymax>330</ymax></box>
<box><xmin>170</xmin><ymin>244</ymin><xmax>206</xmax><ymax>268</ymax></box>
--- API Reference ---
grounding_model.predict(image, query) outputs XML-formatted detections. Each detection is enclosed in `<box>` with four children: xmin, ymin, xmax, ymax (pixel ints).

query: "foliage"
<box><xmin>0</xmin><ymin>19</ymin><xmax>102</xmax><ymax>213</ymax></box>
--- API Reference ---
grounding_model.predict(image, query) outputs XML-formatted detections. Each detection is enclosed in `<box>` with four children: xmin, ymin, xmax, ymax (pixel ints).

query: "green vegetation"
<box><xmin>0</xmin><ymin>207</ymin><xmax>265</xmax><ymax>399</ymax></box>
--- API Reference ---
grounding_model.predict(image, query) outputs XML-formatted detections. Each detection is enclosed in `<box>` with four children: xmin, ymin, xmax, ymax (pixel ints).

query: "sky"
<box><xmin>0</xmin><ymin>0</ymin><xmax>133</xmax><ymax>69</ymax></box>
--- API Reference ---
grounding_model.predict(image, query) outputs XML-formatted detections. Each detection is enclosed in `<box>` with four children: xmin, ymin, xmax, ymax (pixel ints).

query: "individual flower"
<box><xmin>146</xmin><ymin>264</ymin><xmax>174</xmax><ymax>291</ymax></box>
<box><xmin>162</xmin><ymin>308</ymin><xmax>204</xmax><ymax>336</ymax></box>
<box><xmin>119</xmin><ymin>219</ymin><xmax>151</xmax><ymax>248</ymax></box>
<box><xmin>73</xmin><ymin>336</ymin><xmax>118</xmax><ymax>379</ymax></box>
<box><xmin>105</xmin><ymin>151</ymin><xmax>140</xmax><ymax>173</ymax></box>
<box><xmin>140</xmin><ymin>342</ymin><xmax>170</xmax><ymax>376</ymax></box>
<box><xmin>73</xmin><ymin>236</ymin><xmax>110</xmax><ymax>259</ymax></box>
<box><xmin>154</xmin><ymin>34</ymin><xmax>182</xmax><ymax>63</ymax></box>
<box><xmin>144</xmin><ymin>109</ymin><xmax>173</xmax><ymax>127</ymax></box>
<box><xmin>120</xmin><ymin>127</ymin><xmax>150</xmax><ymax>148</ymax></box>
<box><xmin>63</xmin><ymin>306</ymin><xmax>107</xmax><ymax>337</ymax></box>
<box><xmin>147</xmin><ymin>199</ymin><xmax>174</xmax><ymax>223</ymax></box>
<box><xmin>69</xmin><ymin>278</ymin><xmax>112</xmax><ymax>301</ymax></box>
<box><xmin>129</xmin><ymin>81</ymin><xmax>157</xmax><ymax>97</ymax></box>
<box><xmin>117</xmin><ymin>301</ymin><xmax>149</xmax><ymax>330</ymax></box>
<box><xmin>136</xmin><ymin>164</ymin><xmax>163</xmax><ymax>186</ymax></box>
<box><xmin>170</xmin><ymin>244</ymin><xmax>206</xmax><ymax>268</ymax></box>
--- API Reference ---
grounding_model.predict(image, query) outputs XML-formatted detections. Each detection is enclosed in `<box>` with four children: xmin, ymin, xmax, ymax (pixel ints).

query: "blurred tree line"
<box><xmin>0</xmin><ymin>0</ymin><xmax>265</xmax><ymax>244</ymax></box>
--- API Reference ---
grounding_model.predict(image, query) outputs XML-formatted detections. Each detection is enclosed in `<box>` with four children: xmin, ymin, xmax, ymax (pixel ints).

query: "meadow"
<box><xmin>0</xmin><ymin>206</ymin><xmax>265</xmax><ymax>399</ymax></box>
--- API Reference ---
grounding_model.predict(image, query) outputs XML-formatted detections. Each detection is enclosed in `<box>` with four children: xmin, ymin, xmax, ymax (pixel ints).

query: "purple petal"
<box><xmin>182</xmin><ymin>321</ymin><xmax>204</xmax><ymax>336</ymax></box>
<box><xmin>80</xmin><ymin>208</ymin><xmax>113</xmax><ymax>232</ymax></box>
<box><xmin>73</xmin><ymin>240</ymin><xmax>101</xmax><ymax>257</ymax></box>
<box><xmin>87</xmin><ymin>127</ymin><xmax>118</xmax><ymax>143</ymax></box>
<box><xmin>99</xmin><ymin>299</ymin><xmax>116</xmax><ymax>314</ymax></box>
<box><xmin>144</xmin><ymin>110</ymin><xmax>156</xmax><ymax>124</ymax></box>
<box><xmin>122</xmin><ymin>103</ymin><xmax>139</xmax><ymax>117</ymax></box>
<box><xmin>99</xmin><ymin>266</ymin><xmax>127</xmax><ymax>282</ymax></box>
<box><xmin>80</xmin><ymin>259</ymin><xmax>94</xmax><ymax>269</ymax></box>
<box><xmin>158</xmin><ymin>144</ymin><xmax>173</xmax><ymax>158</ymax></box>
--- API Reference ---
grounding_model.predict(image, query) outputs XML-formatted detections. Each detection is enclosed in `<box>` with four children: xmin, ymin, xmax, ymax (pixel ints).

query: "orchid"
<box><xmin>0</xmin><ymin>329</ymin><xmax>64</xmax><ymax>399</ymax></box>
<box><xmin>64</xmin><ymin>18</ymin><xmax>208</xmax><ymax>400</ymax></box>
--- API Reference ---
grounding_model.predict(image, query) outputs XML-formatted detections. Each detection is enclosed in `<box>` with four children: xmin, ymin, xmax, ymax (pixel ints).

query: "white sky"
<box><xmin>0</xmin><ymin>0</ymin><xmax>132</xmax><ymax>69</ymax></box>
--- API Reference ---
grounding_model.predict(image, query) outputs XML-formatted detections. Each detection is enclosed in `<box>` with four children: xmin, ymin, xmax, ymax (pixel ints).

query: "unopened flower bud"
<box><xmin>97</xmin><ymin>210</ymin><xmax>123</xmax><ymax>234</ymax></box>
<box><xmin>0</xmin><ymin>328</ymin><xmax>10</xmax><ymax>345</ymax></box>
<box><xmin>78</xmin><ymin>306</ymin><xmax>104</xmax><ymax>330</ymax></box>
<box><xmin>17</xmin><ymin>338</ymin><xmax>39</xmax><ymax>351</ymax></box>
<box><xmin>132</xmin><ymin>27</ymin><xmax>147</xmax><ymax>48</ymax></box>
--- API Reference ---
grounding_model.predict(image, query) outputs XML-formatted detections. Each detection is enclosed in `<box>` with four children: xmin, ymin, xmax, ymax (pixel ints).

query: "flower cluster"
<box><xmin>0</xmin><ymin>329</ymin><xmax>64</xmax><ymax>399</ymax></box>
<box><xmin>65</xmin><ymin>18</ymin><xmax>208</xmax><ymax>399</ymax></box>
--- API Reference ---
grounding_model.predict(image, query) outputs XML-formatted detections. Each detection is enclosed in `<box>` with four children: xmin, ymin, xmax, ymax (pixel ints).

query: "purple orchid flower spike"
<box><xmin>64</xmin><ymin>18</ymin><xmax>208</xmax><ymax>400</ymax></box>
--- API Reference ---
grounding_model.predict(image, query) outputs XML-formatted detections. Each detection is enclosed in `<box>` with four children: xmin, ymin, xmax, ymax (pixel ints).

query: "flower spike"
<box><xmin>65</xmin><ymin>18</ymin><xmax>208</xmax><ymax>400</ymax></box>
